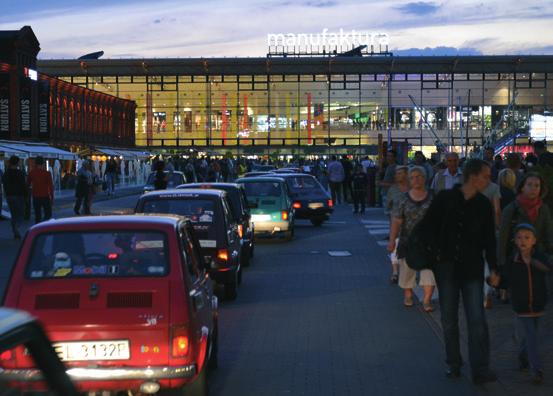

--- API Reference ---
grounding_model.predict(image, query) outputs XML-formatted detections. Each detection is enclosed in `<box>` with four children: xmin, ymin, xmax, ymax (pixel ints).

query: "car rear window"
<box><xmin>141</xmin><ymin>198</ymin><xmax>216</xmax><ymax>223</ymax></box>
<box><xmin>286</xmin><ymin>176</ymin><xmax>320</xmax><ymax>191</ymax></box>
<box><xmin>243</xmin><ymin>181</ymin><xmax>282</xmax><ymax>197</ymax></box>
<box><xmin>26</xmin><ymin>231</ymin><xmax>169</xmax><ymax>279</ymax></box>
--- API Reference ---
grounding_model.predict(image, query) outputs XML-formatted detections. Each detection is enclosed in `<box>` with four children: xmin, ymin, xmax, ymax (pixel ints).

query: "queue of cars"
<box><xmin>0</xmin><ymin>167</ymin><xmax>332</xmax><ymax>395</ymax></box>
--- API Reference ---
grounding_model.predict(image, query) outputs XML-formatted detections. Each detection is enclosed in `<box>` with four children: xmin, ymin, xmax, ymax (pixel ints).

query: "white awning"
<box><xmin>0</xmin><ymin>141</ymin><xmax>77</xmax><ymax>160</ymax></box>
<box><xmin>95</xmin><ymin>147</ymin><xmax>125</xmax><ymax>158</ymax></box>
<box><xmin>95</xmin><ymin>147</ymin><xmax>151</xmax><ymax>160</ymax></box>
<box><xmin>0</xmin><ymin>144</ymin><xmax>28</xmax><ymax>159</ymax></box>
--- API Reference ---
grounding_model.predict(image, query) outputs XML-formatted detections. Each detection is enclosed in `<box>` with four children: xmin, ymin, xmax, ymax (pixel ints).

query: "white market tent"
<box><xmin>95</xmin><ymin>147</ymin><xmax>151</xmax><ymax>160</ymax></box>
<box><xmin>0</xmin><ymin>140</ymin><xmax>77</xmax><ymax>160</ymax></box>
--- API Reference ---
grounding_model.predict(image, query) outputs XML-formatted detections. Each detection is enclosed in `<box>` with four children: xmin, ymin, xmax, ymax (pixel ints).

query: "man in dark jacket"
<box><xmin>421</xmin><ymin>158</ymin><xmax>500</xmax><ymax>384</ymax></box>
<box><xmin>351</xmin><ymin>164</ymin><xmax>368</xmax><ymax>214</ymax></box>
<box><xmin>1</xmin><ymin>155</ymin><xmax>27</xmax><ymax>239</ymax></box>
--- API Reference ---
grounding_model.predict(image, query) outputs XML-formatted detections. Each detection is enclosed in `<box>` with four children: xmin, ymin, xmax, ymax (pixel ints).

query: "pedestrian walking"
<box><xmin>430</xmin><ymin>152</ymin><xmax>462</xmax><ymax>194</ymax></box>
<box><xmin>497</xmin><ymin>168</ymin><xmax>516</xmax><ymax>211</ymax></box>
<box><xmin>1</xmin><ymin>155</ymin><xmax>27</xmax><ymax>239</ymax></box>
<box><xmin>500</xmin><ymin>223</ymin><xmax>551</xmax><ymax>385</ymax></box>
<box><xmin>327</xmin><ymin>155</ymin><xmax>345</xmax><ymax>205</ymax></box>
<box><xmin>378</xmin><ymin>150</ymin><xmax>398</xmax><ymax>208</ymax></box>
<box><xmin>533</xmin><ymin>140</ymin><xmax>553</xmax><ymax>168</ymax></box>
<box><xmin>386</xmin><ymin>166</ymin><xmax>409</xmax><ymax>284</ymax></box>
<box><xmin>153</xmin><ymin>161</ymin><xmax>168</xmax><ymax>190</ymax></box>
<box><xmin>341</xmin><ymin>155</ymin><xmax>353</xmax><ymax>202</ymax></box>
<box><xmin>351</xmin><ymin>164</ymin><xmax>368</xmax><ymax>214</ymax></box>
<box><xmin>27</xmin><ymin>156</ymin><xmax>54</xmax><ymax>223</ymax></box>
<box><xmin>421</xmin><ymin>158</ymin><xmax>500</xmax><ymax>384</ymax></box>
<box><xmin>104</xmin><ymin>158</ymin><xmax>117</xmax><ymax>196</ymax></box>
<box><xmin>74</xmin><ymin>160</ymin><xmax>93</xmax><ymax>215</ymax></box>
<box><xmin>388</xmin><ymin>166</ymin><xmax>436</xmax><ymax>311</ymax></box>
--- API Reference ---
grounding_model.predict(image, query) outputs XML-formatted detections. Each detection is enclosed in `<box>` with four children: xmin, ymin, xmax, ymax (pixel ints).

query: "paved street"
<box><xmin>0</xmin><ymin>196</ymin><xmax>550</xmax><ymax>395</ymax></box>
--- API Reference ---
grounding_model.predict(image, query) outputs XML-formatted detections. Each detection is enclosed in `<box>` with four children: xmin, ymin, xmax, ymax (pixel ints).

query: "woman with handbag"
<box><xmin>387</xmin><ymin>166</ymin><xmax>436</xmax><ymax>311</ymax></box>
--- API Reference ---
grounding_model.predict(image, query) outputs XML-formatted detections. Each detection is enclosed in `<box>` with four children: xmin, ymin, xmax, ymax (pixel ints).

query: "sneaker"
<box><xmin>472</xmin><ymin>371</ymin><xmax>497</xmax><ymax>385</ymax></box>
<box><xmin>532</xmin><ymin>370</ymin><xmax>544</xmax><ymax>385</ymax></box>
<box><xmin>446</xmin><ymin>366</ymin><xmax>461</xmax><ymax>378</ymax></box>
<box><xmin>519</xmin><ymin>356</ymin><xmax>529</xmax><ymax>372</ymax></box>
<box><xmin>390</xmin><ymin>274</ymin><xmax>398</xmax><ymax>284</ymax></box>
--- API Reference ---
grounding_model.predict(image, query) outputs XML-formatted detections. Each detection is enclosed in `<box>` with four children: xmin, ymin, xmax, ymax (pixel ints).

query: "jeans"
<box><xmin>516</xmin><ymin>316</ymin><xmax>542</xmax><ymax>373</ymax></box>
<box><xmin>342</xmin><ymin>179</ymin><xmax>352</xmax><ymax>202</ymax></box>
<box><xmin>74</xmin><ymin>194</ymin><xmax>91</xmax><ymax>215</ymax></box>
<box><xmin>106</xmin><ymin>172</ymin><xmax>115</xmax><ymax>194</ymax></box>
<box><xmin>6</xmin><ymin>195</ymin><xmax>25</xmax><ymax>237</ymax></box>
<box><xmin>434</xmin><ymin>265</ymin><xmax>491</xmax><ymax>376</ymax></box>
<box><xmin>329</xmin><ymin>181</ymin><xmax>342</xmax><ymax>205</ymax></box>
<box><xmin>352</xmin><ymin>190</ymin><xmax>366</xmax><ymax>212</ymax></box>
<box><xmin>33</xmin><ymin>197</ymin><xmax>52</xmax><ymax>223</ymax></box>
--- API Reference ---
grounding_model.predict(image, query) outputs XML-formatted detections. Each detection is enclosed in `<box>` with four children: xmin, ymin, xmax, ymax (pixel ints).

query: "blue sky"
<box><xmin>1</xmin><ymin>0</ymin><xmax>553</xmax><ymax>58</ymax></box>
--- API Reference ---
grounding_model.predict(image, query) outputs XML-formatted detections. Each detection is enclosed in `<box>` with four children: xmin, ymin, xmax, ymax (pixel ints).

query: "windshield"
<box><xmin>285</xmin><ymin>176</ymin><xmax>320</xmax><ymax>192</ymax></box>
<box><xmin>243</xmin><ymin>181</ymin><xmax>282</xmax><ymax>197</ymax></box>
<box><xmin>141</xmin><ymin>198</ymin><xmax>216</xmax><ymax>223</ymax></box>
<box><xmin>26</xmin><ymin>231</ymin><xmax>169</xmax><ymax>278</ymax></box>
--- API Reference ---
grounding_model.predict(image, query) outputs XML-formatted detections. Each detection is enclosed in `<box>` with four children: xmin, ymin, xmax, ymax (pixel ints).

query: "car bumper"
<box><xmin>0</xmin><ymin>364</ymin><xmax>197</xmax><ymax>381</ymax></box>
<box><xmin>294</xmin><ymin>208</ymin><xmax>332</xmax><ymax>220</ymax></box>
<box><xmin>209</xmin><ymin>267</ymin><xmax>238</xmax><ymax>284</ymax></box>
<box><xmin>253</xmin><ymin>220</ymin><xmax>291</xmax><ymax>235</ymax></box>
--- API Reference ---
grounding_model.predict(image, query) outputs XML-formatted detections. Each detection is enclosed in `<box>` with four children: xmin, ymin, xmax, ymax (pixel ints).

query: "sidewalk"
<box><xmin>362</xmin><ymin>206</ymin><xmax>553</xmax><ymax>395</ymax></box>
<box><xmin>1</xmin><ymin>182</ymin><xmax>144</xmax><ymax>219</ymax></box>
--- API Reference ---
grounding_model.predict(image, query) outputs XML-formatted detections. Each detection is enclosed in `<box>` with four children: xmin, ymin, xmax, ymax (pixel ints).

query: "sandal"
<box><xmin>423</xmin><ymin>302</ymin><xmax>434</xmax><ymax>312</ymax></box>
<box><xmin>404</xmin><ymin>296</ymin><xmax>414</xmax><ymax>307</ymax></box>
<box><xmin>390</xmin><ymin>274</ymin><xmax>398</xmax><ymax>284</ymax></box>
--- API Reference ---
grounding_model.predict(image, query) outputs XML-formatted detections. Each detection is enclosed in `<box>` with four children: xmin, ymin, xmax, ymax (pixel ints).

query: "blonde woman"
<box><xmin>497</xmin><ymin>168</ymin><xmax>516</xmax><ymax>210</ymax></box>
<box><xmin>388</xmin><ymin>166</ymin><xmax>436</xmax><ymax>311</ymax></box>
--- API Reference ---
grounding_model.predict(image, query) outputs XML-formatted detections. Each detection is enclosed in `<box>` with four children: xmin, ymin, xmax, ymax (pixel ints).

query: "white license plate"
<box><xmin>53</xmin><ymin>340</ymin><xmax>130</xmax><ymax>361</ymax></box>
<box><xmin>199</xmin><ymin>239</ymin><xmax>217</xmax><ymax>248</ymax></box>
<box><xmin>308</xmin><ymin>202</ymin><xmax>324</xmax><ymax>209</ymax></box>
<box><xmin>251</xmin><ymin>214</ymin><xmax>271</xmax><ymax>222</ymax></box>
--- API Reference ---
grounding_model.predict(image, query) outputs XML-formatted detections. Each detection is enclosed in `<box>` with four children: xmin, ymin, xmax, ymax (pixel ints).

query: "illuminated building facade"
<box><xmin>38</xmin><ymin>54</ymin><xmax>553</xmax><ymax>155</ymax></box>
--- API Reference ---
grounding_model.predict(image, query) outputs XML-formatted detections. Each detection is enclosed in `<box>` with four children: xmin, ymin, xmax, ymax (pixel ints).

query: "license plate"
<box><xmin>199</xmin><ymin>239</ymin><xmax>217</xmax><ymax>248</ymax></box>
<box><xmin>53</xmin><ymin>340</ymin><xmax>130</xmax><ymax>361</ymax></box>
<box><xmin>308</xmin><ymin>202</ymin><xmax>324</xmax><ymax>209</ymax></box>
<box><xmin>251</xmin><ymin>214</ymin><xmax>271</xmax><ymax>222</ymax></box>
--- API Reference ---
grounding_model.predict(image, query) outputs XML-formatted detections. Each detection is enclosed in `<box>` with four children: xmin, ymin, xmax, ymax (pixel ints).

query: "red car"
<box><xmin>1</xmin><ymin>215</ymin><xmax>218</xmax><ymax>396</ymax></box>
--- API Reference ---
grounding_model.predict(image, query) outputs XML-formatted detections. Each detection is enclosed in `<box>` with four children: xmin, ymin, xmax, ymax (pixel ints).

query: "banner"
<box><xmin>0</xmin><ymin>73</ymin><xmax>9</xmax><ymax>138</ymax></box>
<box><xmin>19</xmin><ymin>77</ymin><xmax>32</xmax><ymax>137</ymax></box>
<box><xmin>38</xmin><ymin>80</ymin><xmax>50</xmax><ymax>137</ymax></box>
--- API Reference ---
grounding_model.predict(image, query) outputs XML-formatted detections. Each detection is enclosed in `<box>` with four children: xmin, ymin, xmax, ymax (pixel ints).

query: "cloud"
<box><xmin>392</xmin><ymin>46</ymin><xmax>483</xmax><ymax>56</ymax></box>
<box><xmin>396</xmin><ymin>2</ymin><xmax>440</xmax><ymax>15</ymax></box>
<box><xmin>2</xmin><ymin>0</ymin><xmax>553</xmax><ymax>58</ymax></box>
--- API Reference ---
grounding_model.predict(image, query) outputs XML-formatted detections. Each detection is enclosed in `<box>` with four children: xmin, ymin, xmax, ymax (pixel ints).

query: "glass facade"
<box><xmin>56</xmin><ymin>69</ymin><xmax>553</xmax><ymax>153</ymax></box>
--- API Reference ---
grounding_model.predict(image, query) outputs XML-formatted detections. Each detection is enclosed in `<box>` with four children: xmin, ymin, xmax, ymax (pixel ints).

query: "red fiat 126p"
<box><xmin>1</xmin><ymin>215</ymin><xmax>218</xmax><ymax>396</ymax></box>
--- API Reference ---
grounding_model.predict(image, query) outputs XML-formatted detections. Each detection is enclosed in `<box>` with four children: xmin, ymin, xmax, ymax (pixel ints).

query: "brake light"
<box><xmin>171</xmin><ymin>326</ymin><xmax>190</xmax><ymax>358</ymax></box>
<box><xmin>0</xmin><ymin>350</ymin><xmax>13</xmax><ymax>361</ymax></box>
<box><xmin>217</xmin><ymin>249</ymin><xmax>229</xmax><ymax>261</ymax></box>
<box><xmin>281</xmin><ymin>211</ymin><xmax>289</xmax><ymax>221</ymax></box>
<box><xmin>107</xmin><ymin>253</ymin><xmax>118</xmax><ymax>260</ymax></box>
<box><xmin>237</xmin><ymin>224</ymin><xmax>243</xmax><ymax>238</ymax></box>
<box><xmin>327</xmin><ymin>199</ymin><xmax>333</xmax><ymax>208</ymax></box>
<box><xmin>292</xmin><ymin>202</ymin><xmax>301</xmax><ymax>209</ymax></box>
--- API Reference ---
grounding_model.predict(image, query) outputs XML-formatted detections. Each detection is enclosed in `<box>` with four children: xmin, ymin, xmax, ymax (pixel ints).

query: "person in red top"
<box><xmin>27</xmin><ymin>156</ymin><xmax>54</xmax><ymax>223</ymax></box>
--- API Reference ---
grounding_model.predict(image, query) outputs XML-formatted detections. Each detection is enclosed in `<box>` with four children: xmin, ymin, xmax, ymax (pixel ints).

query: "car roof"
<box><xmin>236</xmin><ymin>176</ymin><xmax>285</xmax><ymax>182</ymax></box>
<box><xmin>271</xmin><ymin>173</ymin><xmax>314</xmax><ymax>178</ymax></box>
<box><xmin>177</xmin><ymin>182</ymin><xmax>241</xmax><ymax>189</ymax></box>
<box><xmin>147</xmin><ymin>170</ymin><xmax>185</xmax><ymax>175</ymax></box>
<box><xmin>140</xmin><ymin>188</ymin><xmax>226</xmax><ymax>199</ymax></box>
<box><xmin>29</xmin><ymin>214</ymin><xmax>183</xmax><ymax>232</ymax></box>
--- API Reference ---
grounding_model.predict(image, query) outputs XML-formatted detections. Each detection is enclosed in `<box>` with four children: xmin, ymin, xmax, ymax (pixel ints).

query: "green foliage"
<box><xmin>532</xmin><ymin>165</ymin><xmax>553</xmax><ymax>210</ymax></box>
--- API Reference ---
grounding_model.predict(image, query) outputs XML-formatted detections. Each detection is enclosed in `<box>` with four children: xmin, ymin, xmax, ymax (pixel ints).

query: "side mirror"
<box><xmin>247</xmin><ymin>201</ymin><xmax>258</xmax><ymax>209</ymax></box>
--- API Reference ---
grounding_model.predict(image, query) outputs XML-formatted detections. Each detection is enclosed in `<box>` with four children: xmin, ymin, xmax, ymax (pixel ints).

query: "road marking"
<box><xmin>326</xmin><ymin>221</ymin><xmax>347</xmax><ymax>224</ymax></box>
<box><xmin>377</xmin><ymin>240</ymin><xmax>389</xmax><ymax>247</ymax></box>
<box><xmin>360</xmin><ymin>220</ymin><xmax>389</xmax><ymax>225</ymax></box>
<box><xmin>368</xmin><ymin>229</ymin><xmax>390</xmax><ymax>236</ymax></box>
<box><xmin>328</xmin><ymin>250</ymin><xmax>352</xmax><ymax>257</ymax></box>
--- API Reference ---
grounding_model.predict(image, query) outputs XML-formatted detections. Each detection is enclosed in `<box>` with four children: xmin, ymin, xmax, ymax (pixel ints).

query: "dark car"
<box><xmin>277</xmin><ymin>173</ymin><xmax>333</xmax><ymax>226</ymax></box>
<box><xmin>144</xmin><ymin>171</ymin><xmax>187</xmax><ymax>193</ymax></box>
<box><xmin>177</xmin><ymin>183</ymin><xmax>254</xmax><ymax>267</ymax></box>
<box><xmin>251</xmin><ymin>164</ymin><xmax>276</xmax><ymax>172</ymax></box>
<box><xmin>242</xmin><ymin>171</ymin><xmax>271</xmax><ymax>178</ymax></box>
<box><xmin>135</xmin><ymin>189</ymin><xmax>242</xmax><ymax>300</ymax></box>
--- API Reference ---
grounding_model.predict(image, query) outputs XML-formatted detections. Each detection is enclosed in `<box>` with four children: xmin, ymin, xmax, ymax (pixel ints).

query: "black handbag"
<box><xmin>406</xmin><ymin>221</ymin><xmax>437</xmax><ymax>270</ymax></box>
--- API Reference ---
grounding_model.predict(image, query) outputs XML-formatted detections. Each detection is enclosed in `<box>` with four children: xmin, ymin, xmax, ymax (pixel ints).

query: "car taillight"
<box><xmin>0</xmin><ymin>350</ymin><xmax>13</xmax><ymax>361</ymax></box>
<box><xmin>237</xmin><ymin>224</ymin><xmax>243</xmax><ymax>238</ymax></box>
<box><xmin>217</xmin><ymin>249</ymin><xmax>229</xmax><ymax>261</ymax></box>
<box><xmin>281</xmin><ymin>211</ymin><xmax>289</xmax><ymax>221</ymax></box>
<box><xmin>292</xmin><ymin>202</ymin><xmax>301</xmax><ymax>209</ymax></box>
<box><xmin>327</xmin><ymin>199</ymin><xmax>333</xmax><ymax>208</ymax></box>
<box><xmin>171</xmin><ymin>326</ymin><xmax>190</xmax><ymax>358</ymax></box>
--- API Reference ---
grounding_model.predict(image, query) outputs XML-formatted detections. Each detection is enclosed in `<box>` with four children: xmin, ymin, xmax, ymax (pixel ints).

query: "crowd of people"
<box><xmin>383</xmin><ymin>141</ymin><xmax>553</xmax><ymax>386</ymax></box>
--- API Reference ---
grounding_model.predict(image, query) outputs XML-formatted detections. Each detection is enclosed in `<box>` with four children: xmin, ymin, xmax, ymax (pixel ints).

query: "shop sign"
<box><xmin>0</xmin><ymin>73</ymin><xmax>9</xmax><ymax>136</ymax></box>
<box><xmin>38</xmin><ymin>80</ymin><xmax>50</xmax><ymax>137</ymax></box>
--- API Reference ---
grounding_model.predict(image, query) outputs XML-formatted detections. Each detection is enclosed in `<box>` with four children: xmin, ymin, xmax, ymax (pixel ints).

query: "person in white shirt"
<box><xmin>431</xmin><ymin>152</ymin><xmax>462</xmax><ymax>193</ymax></box>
